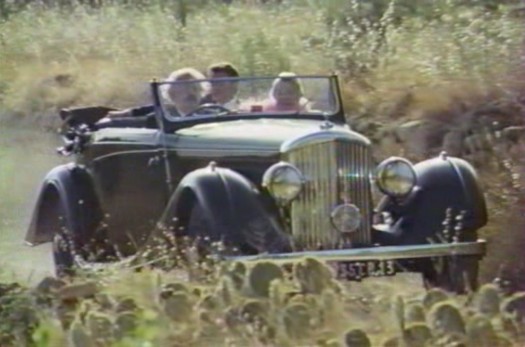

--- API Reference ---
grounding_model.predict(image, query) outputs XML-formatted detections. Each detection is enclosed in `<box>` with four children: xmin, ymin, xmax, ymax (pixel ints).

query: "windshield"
<box><xmin>155</xmin><ymin>75</ymin><xmax>340</xmax><ymax>121</ymax></box>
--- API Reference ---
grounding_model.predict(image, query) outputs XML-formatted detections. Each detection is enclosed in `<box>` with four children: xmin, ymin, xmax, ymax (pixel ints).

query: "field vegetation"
<box><xmin>0</xmin><ymin>0</ymin><xmax>524</xmax><ymax>346</ymax></box>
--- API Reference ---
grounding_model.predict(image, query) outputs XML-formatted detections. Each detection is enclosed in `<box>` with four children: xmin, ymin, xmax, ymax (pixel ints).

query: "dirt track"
<box><xmin>0</xmin><ymin>127</ymin><xmax>62</xmax><ymax>284</ymax></box>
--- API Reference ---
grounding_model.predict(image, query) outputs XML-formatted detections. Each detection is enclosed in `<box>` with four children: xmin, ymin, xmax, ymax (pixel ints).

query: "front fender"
<box><xmin>376</xmin><ymin>154</ymin><xmax>488</xmax><ymax>245</ymax></box>
<box><xmin>154</xmin><ymin>163</ymin><xmax>288</xmax><ymax>253</ymax></box>
<box><xmin>25</xmin><ymin>163</ymin><xmax>102</xmax><ymax>245</ymax></box>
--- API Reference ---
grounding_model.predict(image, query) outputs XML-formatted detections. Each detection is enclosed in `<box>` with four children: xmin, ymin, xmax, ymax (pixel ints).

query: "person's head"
<box><xmin>163</xmin><ymin>68</ymin><xmax>207</xmax><ymax>115</ymax></box>
<box><xmin>270</xmin><ymin>72</ymin><xmax>304</xmax><ymax>110</ymax></box>
<box><xmin>206</xmin><ymin>62</ymin><xmax>239</xmax><ymax>104</ymax></box>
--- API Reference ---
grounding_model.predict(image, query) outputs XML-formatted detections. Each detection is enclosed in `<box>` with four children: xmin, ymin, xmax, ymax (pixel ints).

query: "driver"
<box><xmin>200</xmin><ymin>62</ymin><xmax>240</xmax><ymax>110</ymax></box>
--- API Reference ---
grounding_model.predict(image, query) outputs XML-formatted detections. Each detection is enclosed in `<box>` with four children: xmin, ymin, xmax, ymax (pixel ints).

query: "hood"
<box><xmin>169</xmin><ymin>118</ymin><xmax>369</xmax><ymax>157</ymax></box>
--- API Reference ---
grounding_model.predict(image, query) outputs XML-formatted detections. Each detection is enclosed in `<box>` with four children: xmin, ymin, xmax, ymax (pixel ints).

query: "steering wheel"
<box><xmin>185</xmin><ymin>103</ymin><xmax>231</xmax><ymax>117</ymax></box>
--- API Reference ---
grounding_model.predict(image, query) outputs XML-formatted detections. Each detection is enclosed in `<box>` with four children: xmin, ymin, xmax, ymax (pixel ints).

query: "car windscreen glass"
<box><xmin>155</xmin><ymin>75</ymin><xmax>340</xmax><ymax>121</ymax></box>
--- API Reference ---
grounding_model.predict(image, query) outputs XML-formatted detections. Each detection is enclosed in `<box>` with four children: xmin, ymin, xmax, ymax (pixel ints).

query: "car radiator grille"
<box><xmin>285</xmin><ymin>140</ymin><xmax>373</xmax><ymax>250</ymax></box>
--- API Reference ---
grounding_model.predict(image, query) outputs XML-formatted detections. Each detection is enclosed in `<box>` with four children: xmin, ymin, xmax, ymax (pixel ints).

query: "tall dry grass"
<box><xmin>0</xmin><ymin>0</ymin><xmax>522</xmax><ymax>121</ymax></box>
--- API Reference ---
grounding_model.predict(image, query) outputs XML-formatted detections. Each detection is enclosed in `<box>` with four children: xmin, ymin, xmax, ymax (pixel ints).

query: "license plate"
<box><xmin>328</xmin><ymin>259</ymin><xmax>397</xmax><ymax>281</ymax></box>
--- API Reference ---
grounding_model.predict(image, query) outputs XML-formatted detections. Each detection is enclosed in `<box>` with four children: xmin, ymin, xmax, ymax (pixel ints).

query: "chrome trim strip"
<box><xmin>91</xmin><ymin>148</ymin><xmax>161</xmax><ymax>163</ymax></box>
<box><xmin>174</xmin><ymin>148</ymin><xmax>278</xmax><ymax>157</ymax></box>
<box><xmin>225</xmin><ymin>240</ymin><xmax>487</xmax><ymax>264</ymax></box>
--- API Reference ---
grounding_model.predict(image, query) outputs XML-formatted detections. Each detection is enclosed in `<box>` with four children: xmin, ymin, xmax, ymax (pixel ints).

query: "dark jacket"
<box><xmin>123</xmin><ymin>95</ymin><xmax>216</xmax><ymax>117</ymax></box>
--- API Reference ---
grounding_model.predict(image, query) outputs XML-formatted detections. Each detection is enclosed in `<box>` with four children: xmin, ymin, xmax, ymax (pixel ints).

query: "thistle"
<box><xmin>403</xmin><ymin>323</ymin><xmax>432</xmax><ymax>347</ymax></box>
<box><xmin>293</xmin><ymin>257</ymin><xmax>334</xmax><ymax>294</ymax></box>
<box><xmin>465</xmin><ymin>314</ymin><xmax>499</xmax><ymax>347</ymax></box>
<box><xmin>500</xmin><ymin>292</ymin><xmax>525</xmax><ymax>340</ymax></box>
<box><xmin>226</xmin><ymin>261</ymin><xmax>247</xmax><ymax>291</ymax></box>
<box><xmin>115</xmin><ymin>296</ymin><xmax>139</xmax><ymax>313</ymax></box>
<box><xmin>247</xmin><ymin>261</ymin><xmax>284</xmax><ymax>297</ymax></box>
<box><xmin>422</xmin><ymin>288</ymin><xmax>449</xmax><ymax>310</ymax></box>
<box><xmin>381</xmin><ymin>336</ymin><xmax>399</xmax><ymax>347</ymax></box>
<box><xmin>393</xmin><ymin>296</ymin><xmax>405</xmax><ymax>333</ymax></box>
<box><xmin>405</xmin><ymin>303</ymin><xmax>426</xmax><ymax>323</ymax></box>
<box><xmin>427</xmin><ymin>301</ymin><xmax>465</xmax><ymax>337</ymax></box>
<box><xmin>321</xmin><ymin>338</ymin><xmax>343</xmax><ymax>347</ymax></box>
<box><xmin>240</xmin><ymin>299</ymin><xmax>268</xmax><ymax>325</ymax></box>
<box><xmin>269</xmin><ymin>278</ymin><xmax>286</xmax><ymax>309</ymax></box>
<box><xmin>343</xmin><ymin>328</ymin><xmax>371</xmax><ymax>347</ymax></box>
<box><xmin>161</xmin><ymin>291</ymin><xmax>194</xmax><ymax>322</ymax></box>
<box><xmin>198</xmin><ymin>293</ymin><xmax>221</xmax><ymax>312</ymax></box>
<box><xmin>282</xmin><ymin>302</ymin><xmax>312</xmax><ymax>340</ymax></box>
<box><xmin>114</xmin><ymin>312</ymin><xmax>137</xmax><ymax>340</ymax></box>
<box><xmin>320</xmin><ymin>289</ymin><xmax>344</xmax><ymax>330</ymax></box>
<box><xmin>500</xmin><ymin>291</ymin><xmax>525</xmax><ymax>322</ymax></box>
<box><xmin>67</xmin><ymin>317</ymin><xmax>94</xmax><ymax>347</ymax></box>
<box><xmin>240</xmin><ymin>299</ymin><xmax>272</xmax><ymax>341</ymax></box>
<box><xmin>161</xmin><ymin>282</ymin><xmax>189</xmax><ymax>296</ymax></box>
<box><xmin>431</xmin><ymin>332</ymin><xmax>468</xmax><ymax>347</ymax></box>
<box><xmin>94</xmin><ymin>293</ymin><xmax>115</xmax><ymax>311</ymax></box>
<box><xmin>85</xmin><ymin>310</ymin><xmax>115</xmax><ymax>345</ymax></box>
<box><xmin>215</xmin><ymin>276</ymin><xmax>235</xmax><ymax>306</ymax></box>
<box><xmin>224</xmin><ymin>306</ymin><xmax>243</xmax><ymax>333</ymax></box>
<box><xmin>474</xmin><ymin>283</ymin><xmax>501</xmax><ymax>317</ymax></box>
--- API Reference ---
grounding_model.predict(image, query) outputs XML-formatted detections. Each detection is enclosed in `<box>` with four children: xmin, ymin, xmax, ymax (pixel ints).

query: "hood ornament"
<box><xmin>320</xmin><ymin>112</ymin><xmax>334</xmax><ymax>130</ymax></box>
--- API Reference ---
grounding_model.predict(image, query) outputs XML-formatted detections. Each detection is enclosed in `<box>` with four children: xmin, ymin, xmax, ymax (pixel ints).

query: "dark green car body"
<box><xmin>25</xmin><ymin>75</ymin><xmax>488</xmax><ymax>291</ymax></box>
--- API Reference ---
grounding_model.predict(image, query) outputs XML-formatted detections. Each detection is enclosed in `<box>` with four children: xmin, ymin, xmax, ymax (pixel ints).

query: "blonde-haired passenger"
<box><xmin>161</xmin><ymin>67</ymin><xmax>209</xmax><ymax>117</ymax></box>
<box><xmin>106</xmin><ymin>67</ymin><xmax>207</xmax><ymax>118</ymax></box>
<box><xmin>263</xmin><ymin>72</ymin><xmax>309</xmax><ymax>112</ymax></box>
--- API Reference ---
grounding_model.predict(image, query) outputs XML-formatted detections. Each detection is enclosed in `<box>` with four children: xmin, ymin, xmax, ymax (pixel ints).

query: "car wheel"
<box><xmin>422</xmin><ymin>255</ymin><xmax>479</xmax><ymax>294</ymax></box>
<box><xmin>52</xmin><ymin>231</ymin><xmax>76</xmax><ymax>278</ymax></box>
<box><xmin>185</xmin><ymin>200</ymin><xmax>247</xmax><ymax>257</ymax></box>
<box><xmin>420</xmin><ymin>228</ymin><xmax>480</xmax><ymax>294</ymax></box>
<box><xmin>40</xmin><ymin>191</ymin><xmax>110</xmax><ymax>278</ymax></box>
<box><xmin>184</xmin><ymin>199</ymin><xmax>291</xmax><ymax>260</ymax></box>
<box><xmin>37</xmin><ymin>195</ymin><xmax>76</xmax><ymax>278</ymax></box>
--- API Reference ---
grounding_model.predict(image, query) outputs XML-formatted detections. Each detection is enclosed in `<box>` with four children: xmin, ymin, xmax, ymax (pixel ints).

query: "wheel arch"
<box><xmin>25</xmin><ymin>164</ymin><xmax>102</xmax><ymax>245</ymax></box>
<box><xmin>149</xmin><ymin>163</ymin><xmax>290</xmax><ymax>253</ymax></box>
<box><xmin>377</xmin><ymin>154</ymin><xmax>488</xmax><ymax>245</ymax></box>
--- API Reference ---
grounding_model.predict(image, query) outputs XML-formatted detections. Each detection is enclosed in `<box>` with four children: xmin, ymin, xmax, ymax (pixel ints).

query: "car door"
<box><xmin>86</xmin><ymin>127</ymin><xmax>170</xmax><ymax>254</ymax></box>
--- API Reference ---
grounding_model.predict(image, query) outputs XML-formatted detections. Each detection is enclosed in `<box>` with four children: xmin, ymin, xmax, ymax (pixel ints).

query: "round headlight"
<box><xmin>262</xmin><ymin>162</ymin><xmax>304</xmax><ymax>204</ymax></box>
<box><xmin>331</xmin><ymin>203</ymin><xmax>361</xmax><ymax>233</ymax></box>
<box><xmin>375</xmin><ymin>157</ymin><xmax>416</xmax><ymax>197</ymax></box>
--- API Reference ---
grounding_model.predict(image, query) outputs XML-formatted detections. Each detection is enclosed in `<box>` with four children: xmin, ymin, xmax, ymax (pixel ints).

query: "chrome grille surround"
<box><xmin>283</xmin><ymin>136</ymin><xmax>373</xmax><ymax>250</ymax></box>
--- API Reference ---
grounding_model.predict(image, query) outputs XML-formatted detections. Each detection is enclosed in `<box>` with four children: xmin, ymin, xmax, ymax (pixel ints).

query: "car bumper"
<box><xmin>225</xmin><ymin>239</ymin><xmax>487</xmax><ymax>264</ymax></box>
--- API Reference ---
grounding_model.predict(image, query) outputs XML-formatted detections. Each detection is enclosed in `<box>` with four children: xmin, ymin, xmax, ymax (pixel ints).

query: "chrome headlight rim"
<box><xmin>262</xmin><ymin>161</ymin><xmax>305</xmax><ymax>204</ymax></box>
<box><xmin>374</xmin><ymin>157</ymin><xmax>417</xmax><ymax>198</ymax></box>
<box><xmin>330</xmin><ymin>203</ymin><xmax>362</xmax><ymax>234</ymax></box>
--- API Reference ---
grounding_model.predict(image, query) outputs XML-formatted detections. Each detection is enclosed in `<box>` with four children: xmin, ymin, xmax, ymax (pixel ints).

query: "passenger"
<box><xmin>262</xmin><ymin>72</ymin><xmax>309</xmax><ymax>112</ymax></box>
<box><xmin>162</xmin><ymin>68</ymin><xmax>208</xmax><ymax>117</ymax></box>
<box><xmin>106</xmin><ymin>67</ymin><xmax>207</xmax><ymax>118</ymax></box>
<box><xmin>200</xmin><ymin>62</ymin><xmax>240</xmax><ymax>109</ymax></box>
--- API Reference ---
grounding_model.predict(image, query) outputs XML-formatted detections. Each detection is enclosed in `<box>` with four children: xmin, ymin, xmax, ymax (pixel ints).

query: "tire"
<box><xmin>422</xmin><ymin>255</ymin><xmax>479</xmax><ymax>294</ymax></box>
<box><xmin>185</xmin><ymin>200</ymin><xmax>251</xmax><ymax>257</ymax></box>
<box><xmin>183</xmin><ymin>199</ymin><xmax>291</xmax><ymax>260</ymax></box>
<box><xmin>37</xmin><ymin>193</ymin><xmax>76</xmax><ymax>278</ymax></box>
<box><xmin>39</xmin><ymin>190</ymin><xmax>111</xmax><ymax>278</ymax></box>
<box><xmin>52</xmin><ymin>232</ymin><xmax>76</xmax><ymax>278</ymax></box>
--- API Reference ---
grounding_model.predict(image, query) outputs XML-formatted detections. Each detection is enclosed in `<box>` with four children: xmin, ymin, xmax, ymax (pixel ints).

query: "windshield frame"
<box><xmin>149</xmin><ymin>74</ymin><xmax>345</xmax><ymax>132</ymax></box>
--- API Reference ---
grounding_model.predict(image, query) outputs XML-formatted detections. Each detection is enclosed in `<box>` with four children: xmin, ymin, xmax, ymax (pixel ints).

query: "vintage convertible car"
<box><xmin>25</xmin><ymin>74</ymin><xmax>488</xmax><ymax>292</ymax></box>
